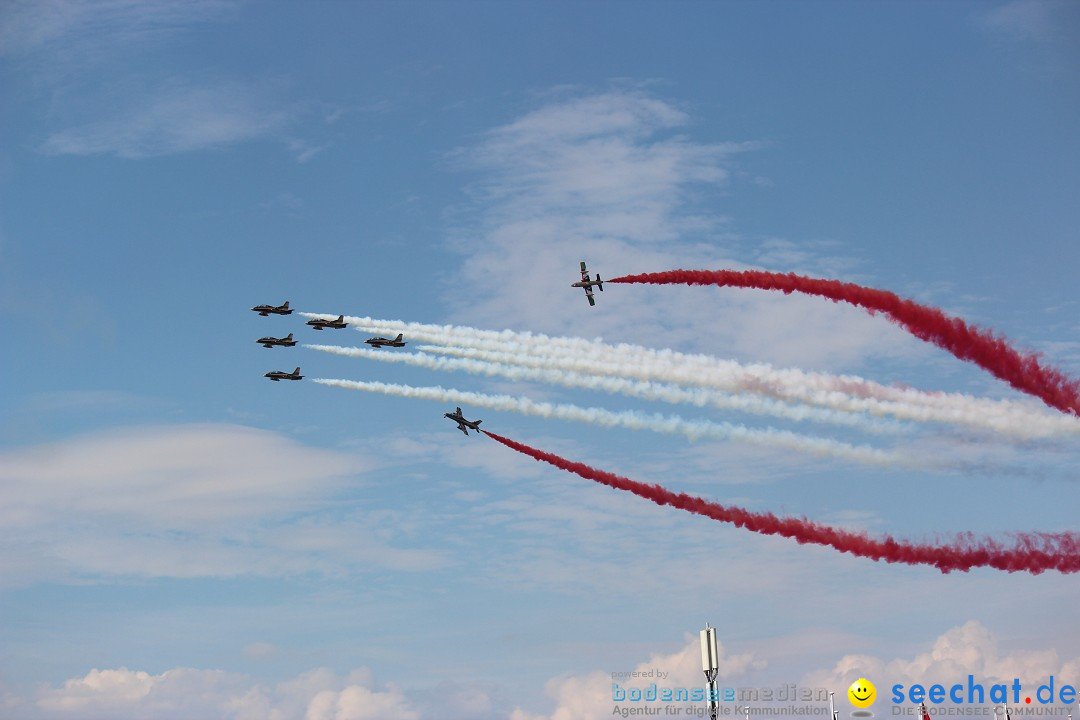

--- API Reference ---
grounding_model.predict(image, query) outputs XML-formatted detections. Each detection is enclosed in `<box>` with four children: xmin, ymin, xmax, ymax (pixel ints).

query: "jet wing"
<box><xmin>578</xmin><ymin>261</ymin><xmax>597</xmax><ymax>306</ymax></box>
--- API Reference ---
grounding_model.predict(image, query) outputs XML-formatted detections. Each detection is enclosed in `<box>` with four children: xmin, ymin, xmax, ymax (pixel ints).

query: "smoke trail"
<box><xmin>482</xmin><ymin>430</ymin><xmax>1080</xmax><ymax>574</ymax></box>
<box><xmin>312</xmin><ymin>378</ymin><xmax>903</xmax><ymax>466</ymax></box>
<box><xmin>305</xmin><ymin>344</ymin><xmax>901</xmax><ymax>433</ymax></box>
<box><xmin>609</xmin><ymin>270</ymin><xmax>1080</xmax><ymax>416</ymax></box>
<box><xmin>302</xmin><ymin>312</ymin><xmax>1080</xmax><ymax>439</ymax></box>
<box><xmin>418</xmin><ymin>344</ymin><xmax>1080</xmax><ymax>439</ymax></box>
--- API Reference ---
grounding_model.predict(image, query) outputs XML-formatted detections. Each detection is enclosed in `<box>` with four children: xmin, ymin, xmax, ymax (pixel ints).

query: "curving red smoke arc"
<box><xmin>609</xmin><ymin>269</ymin><xmax>1080</xmax><ymax>416</ymax></box>
<box><xmin>483</xmin><ymin>430</ymin><xmax>1080</xmax><ymax>574</ymax></box>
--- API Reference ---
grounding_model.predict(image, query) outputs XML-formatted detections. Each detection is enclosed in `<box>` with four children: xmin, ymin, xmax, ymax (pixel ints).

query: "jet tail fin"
<box><xmin>293</xmin><ymin>367</ymin><xmax>301</xmax><ymax>375</ymax></box>
<box><xmin>475</xmin><ymin>419</ymin><xmax>482</xmax><ymax>426</ymax></box>
<box><xmin>283</xmin><ymin>301</ymin><xmax>290</xmax><ymax>309</ymax></box>
<box><xmin>336</xmin><ymin>315</ymin><xmax>343</xmax><ymax>322</ymax></box>
<box><xmin>596</xmin><ymin>275</ymin><xmax>603</xmax><ymax>291</ymax></box>
<box><xmin>394</xmin><ymin>333</ymin><xmax>403</xmax><ymax>342</ymax></box>
<box><xmin>285</xmin><ymin>333</ymin><xmax>293</xmax><ymax>340</ymax></box>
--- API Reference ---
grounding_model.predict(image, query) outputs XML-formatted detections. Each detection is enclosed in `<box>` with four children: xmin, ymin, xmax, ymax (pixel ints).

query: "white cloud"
<box><xmin>509</xmin><ymin>621</ymin><xmax>1080</xmax><ymax>720</ymax></box>
<box><xmin>41</xmin><ymin>81</ymin><xmax>294</xmax><ymax>159</ymax></box>
<box><xmin>0</xmin><ymin>0</ymin><xmax>234</xmax><ymax>58</ymax></box>
<box><xmin>19</xmin><ymin>623</ymin><xmax>1080</xmax><ymax>720</ymax></box>
<box><xmin>977</xmin><ymin>0</ymin><xmax>1067</xmax><ymax>44</ymax></box>
<box><xmin>32</xmin><ymin>666</ymin><xmax>422</xmax><ymax>720</ymax></box>
<box><xmin>0</xmin><ymin>424</ymin><xmax>450</xmax><ymax>584</ymax></box>
<box><xmin>802</xmin><ymin>620</ymin><xmax>1080</xmax><ymax>712</ymax></box>
<box><xmin>444</xmin><ymin>89</ymin><xmax>922</xmax><ymax>372</ymax></box>
<box><xmin>2</xmin><ymin>2</ymin><xmax>319</xmax><ymax>161</ymax></box>
<box><xmin>0</xmin><ymin>423</ymin><xmax>359</xmax><ymax>529</ymax></box>
<box><xmin>510</xmin><ymin>632</ymin><xmax>763</xmax><ymax>720</ymax></box>
<box><xmin>38</xmin><ymin>668</ymin><xmax>156</xmax><ymax>713</ymax></box>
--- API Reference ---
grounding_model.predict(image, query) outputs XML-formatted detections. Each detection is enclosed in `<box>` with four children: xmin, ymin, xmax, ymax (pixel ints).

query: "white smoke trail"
<box><xmin>414</xmin><ymin>343</ymin><xmax>1079</xmax><ymax>440</ymax></box>
<box><xmin>300</xmin><ymin>312</ymin><xmax>1080</xmax><ymax>440</ymax></box>
<box><xmin>312</xmin><ymin>378</ymin><xmax>907</xmax><ymax>466</ymax></box>
<box><xmin>305</xmin><ymin>343</ymin><xmax>903</xmax><ymax>433</ymax></box>
<box><xmin>418</xmin><ymin>343</ymin><xmax>1060</xmax><ymax>438</ymax></box>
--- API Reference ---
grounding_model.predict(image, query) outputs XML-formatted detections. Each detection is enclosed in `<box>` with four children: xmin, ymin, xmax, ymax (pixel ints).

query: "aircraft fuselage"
<box><xmin>257</xmin><ymin>335</ymin><xmax>296</xmax><ymax>348</ymax></box>
<box><xmin>252</xmin><ymin>302</ymin><xmax>292</xmax><ymax>315</ymax></box>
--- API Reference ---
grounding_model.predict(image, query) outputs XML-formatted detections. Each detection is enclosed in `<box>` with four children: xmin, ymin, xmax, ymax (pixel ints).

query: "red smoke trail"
<box><xmin>483</xmin><ymin>430</ymin><xmax>1080</xmax><ymax>574</ymax></box>
<box><xmin>609</xmin><ymin>270</ymin><xmax>1080</xmax><ymax>416</ymax></box>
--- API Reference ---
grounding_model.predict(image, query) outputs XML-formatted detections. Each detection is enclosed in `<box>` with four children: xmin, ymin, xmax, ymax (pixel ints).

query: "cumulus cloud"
<box><xmin>27</xmin><ymin>665</ymin><xmax>505</xmax><ymax>720</ymax></box>
<box><xmin>803</xmin><ymin>620</ymin><xmax>1080</xmax><ymax>711</ymax></box>
<box><xmin>32</xmin><ymin>666</ymin><xmax>421</xmax><ymax>720</ymax></box>
<box><xmin>510</xmin><ymin>632</ymin><xmax>763</xmax><ymax>720</ymax></box>
<box><xmin>18</xmin><ymin>623</ymin><xmax>1080</xmax><ymax>719</ymax></box>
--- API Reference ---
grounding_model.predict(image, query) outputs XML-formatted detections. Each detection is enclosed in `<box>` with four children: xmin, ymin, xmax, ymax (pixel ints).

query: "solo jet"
<box><xmin>365</xmin><ymin>333</ymin><xmax>407</xmax><ymax>348</ymax></box>
<box><xmin>444</xmin><ymin>407</ymin><xmax>482</xmax><ymax>436</ymax></box>
<box><xmin>257</xmin><ymin>333</ymin><xmax>296</xmax><ymax>348</ymax></box>
<box><xmin>264</xmin><ymin>367</ymin><xmax>302</xmax><ymax>381</ymax></box>
<box><xmin>571</xmin><ymin>261</ymin><xmax>603</xmax><ymax>306</ymax></box>
<box><xmin>306</xmin><ymin>315</ymin><xmax>347</xmax><ymax>330</ymax></box>
<box><xmin>251</xmin><ymin>300</ymin><xmax>292</xmax><ymax>316</ymax></box>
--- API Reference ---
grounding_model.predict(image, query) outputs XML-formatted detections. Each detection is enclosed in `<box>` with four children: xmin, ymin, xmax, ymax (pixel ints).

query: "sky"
<box><xmin>1</xmin><ymin>1</ymin><xmax>1079</xmax><ymax>718</ymax></box>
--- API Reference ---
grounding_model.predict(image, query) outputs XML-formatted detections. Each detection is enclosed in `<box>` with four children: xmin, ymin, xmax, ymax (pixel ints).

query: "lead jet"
<box><xmin>570</xmin><ymin>261</ymin><xmax>603</xmax><ymax>306</ymax></box>
<box><xmin>251</xmin><ymin>300</ymin><xmax>292</xmax><ymax>316</ymax></box>
<box><xmin>306</xmin><ymin>314</ymin><xmax>347</xmax><ymax>330</ymax></box>
<box><xmin>365</xmin><ymin>333</ymin><xmax>407</xmax><ymax>348</ymax></box>
<box><xmin>444</xmin><ymin>407</ymin><xmax>482</xmax><ymax>436</ymax></box>
<box><xmin>256</xmin><ymin>333</ymin><xmax>296</xmax><ymax>348</ymax></box>
<box><xmin>264</xmin><ymin>367</ymin><xmax>303</xmax><ymax>381</ymax></box>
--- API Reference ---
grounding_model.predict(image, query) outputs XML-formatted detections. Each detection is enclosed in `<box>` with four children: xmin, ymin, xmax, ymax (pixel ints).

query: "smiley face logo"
<box><xmin>848</xmin><ymin>678</ymin><xmax>876</xmax><ymax>709</ymax></box>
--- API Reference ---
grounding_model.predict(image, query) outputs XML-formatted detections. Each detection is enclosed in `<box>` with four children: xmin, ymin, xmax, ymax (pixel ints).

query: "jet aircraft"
<box><xmin>251</xmin><ymin>300</ymin><xmax>292</xmax><ymax>316</ymax></box>
<box><xmin>571</xmin><ymin>261</ymin><xmax>603</xmax><ymax>306</ymax></box>
<box><xmin>264</xmin><ymin>367</ymin><xmax>303</xmax><ymax>381</ymax></box>
<box><xmin>306</xmin><ymin>315</ymin><xmax>347</xmax><ymax>330</ymax></box>
<box><xmin>257</xmin><ymin>333</ymin><xmax>296</xmax><ymax>348</ymax></box>
<box><xmin>444</xmin><ymin>407</ymin><xmax>482</xmax><ymax>436</ymax></box>
<box><xmin>365</xmin><ymin>333</ymin><xmax>407</xmax><ymax>348</ymax></box>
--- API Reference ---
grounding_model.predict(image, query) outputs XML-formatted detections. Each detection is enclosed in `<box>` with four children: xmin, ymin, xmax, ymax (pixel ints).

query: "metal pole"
<box><xmin>701</xmin><ymin>623</ymin><xmax>720</xmax><ymax>720</ymax></box>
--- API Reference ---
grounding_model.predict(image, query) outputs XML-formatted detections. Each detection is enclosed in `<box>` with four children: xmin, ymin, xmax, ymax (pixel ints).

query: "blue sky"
<box><xmin>1</xmin><ymin>1</ymin><xmax>1079</xmax><ymax>718</ymax></box>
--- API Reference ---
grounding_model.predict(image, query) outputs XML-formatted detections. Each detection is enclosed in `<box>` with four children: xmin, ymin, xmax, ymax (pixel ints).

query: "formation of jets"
<box><xmin>444</xmin><ymin>407</ymin><xmax>482</xmax><ymax>436</ymax></box>
<box><xmin>365</xmin><ymin>333</ymin><xmax>407</xmax><ymax>348</ymax></box>
<box><xmin>253</xmin><ymin>302</ymin><xmax>408</xmax><ymax>384</ymax></box>
<box><xmin>571</xmin><ymin>261</ymin><xmax>603</xmax><ymax>306</ymax></box>
<box><xmin>253</xmin><ymin>262</ymin><xmax>601</xmax><ymax>426</ymax></box>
